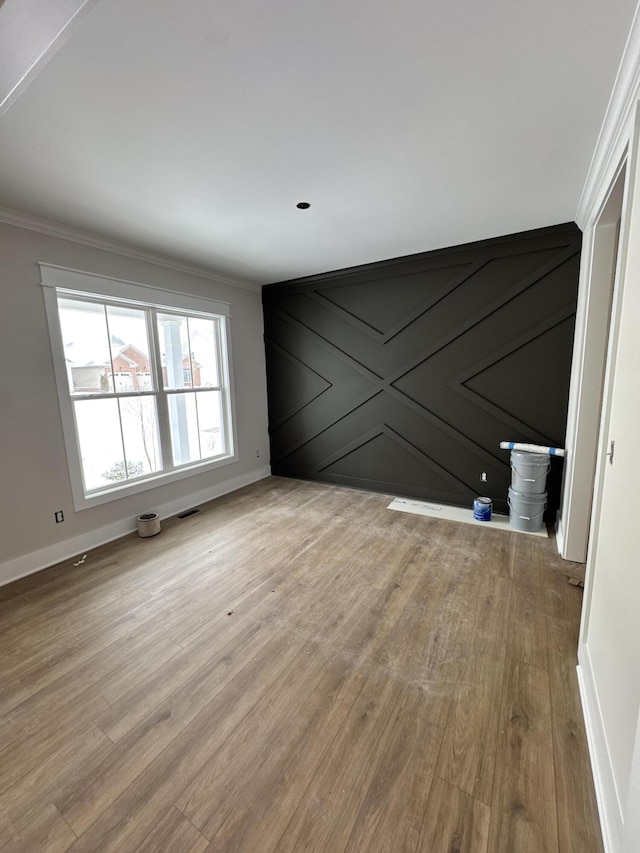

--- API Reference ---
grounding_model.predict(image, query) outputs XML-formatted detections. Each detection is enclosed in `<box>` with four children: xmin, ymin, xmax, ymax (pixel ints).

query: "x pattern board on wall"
<box><xmin>263</xmin><ymin>224</ymin><xmax>581</xmax><ymax>515</ymax></box>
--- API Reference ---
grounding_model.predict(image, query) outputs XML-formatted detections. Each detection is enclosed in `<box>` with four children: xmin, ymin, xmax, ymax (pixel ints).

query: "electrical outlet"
<box><xmin>55</xmin><ymin>510</ymin><xmax>64</xmax><ymax>523</ymax></box>
<box><xmin>256</xmin><ymin>450</ymin><xmax>261</xmax><ymax>458</ymax></box>
<box><xmin>481</xmin><ymin>472</ymin><xmax>487</xmax><ymax>482</ymax></box>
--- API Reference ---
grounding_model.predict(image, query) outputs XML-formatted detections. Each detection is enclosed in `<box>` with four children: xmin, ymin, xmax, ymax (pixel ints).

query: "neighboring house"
<box><xmin>66</xmin><ymin>340</ymin><xmax>201</xmax><ymax>393</ymax></box>
<box><xmin>67</xmin><ymin>364</ymin><xmax>104</xmax><ymax>393</ymax></box>
<box><xmin>109</xmin><ymin>344</ymin><xmax>153</xmax><ymax>392</ymax></box>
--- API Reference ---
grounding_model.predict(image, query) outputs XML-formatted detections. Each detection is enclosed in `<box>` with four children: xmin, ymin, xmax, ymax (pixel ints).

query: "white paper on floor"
<box><xmin>387</xmin><ymin>497</ymin><xmax>548</xmax><ymax>538</ymax></box>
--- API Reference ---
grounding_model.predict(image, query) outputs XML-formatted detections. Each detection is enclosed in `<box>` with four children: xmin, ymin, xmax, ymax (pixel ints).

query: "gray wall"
<box><xmin>264</xmin><ymin>223</ymin><xmax>581</xmax><ymax>515</ymax></box>
<box><xmin>0</xmin><ymin>221</ymin><xmax>269</xmax><ymax>580</ymax></box>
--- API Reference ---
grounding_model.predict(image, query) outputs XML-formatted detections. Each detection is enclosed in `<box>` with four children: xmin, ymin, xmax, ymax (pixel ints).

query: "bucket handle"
<box><xmin>510</xmin><ymin>463</ymin><xmax>550</xmax><ymax>483</ymax></box>
<box><xmin>507</xmin><ymin>496</ymin><xmax>547</xmax><ymax>521</ymax></box>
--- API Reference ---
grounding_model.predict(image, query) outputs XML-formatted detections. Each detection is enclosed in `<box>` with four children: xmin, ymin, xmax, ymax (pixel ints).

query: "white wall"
<box><xmin>571</xmin><ymin>8</ymin><xmax>640</xmax><ymax>851</ymax></box>
<box><xmin>0</xmin><ymin>219</ymin><xmax>270</xmax><ymax>584</ymax></box>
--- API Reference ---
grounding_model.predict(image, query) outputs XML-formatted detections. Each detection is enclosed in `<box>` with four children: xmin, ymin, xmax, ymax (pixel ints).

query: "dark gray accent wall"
<box><xmin>263</xmin><ymin>223</ymin><xmax>581</xmax><ymax>516</ymax></box>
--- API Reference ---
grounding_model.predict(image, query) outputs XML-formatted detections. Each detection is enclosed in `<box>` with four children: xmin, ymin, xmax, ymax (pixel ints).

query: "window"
<box><xmin>41</xmin><ymin>264</ymin><xmax>236</xmax><ymax>509</ymax></box>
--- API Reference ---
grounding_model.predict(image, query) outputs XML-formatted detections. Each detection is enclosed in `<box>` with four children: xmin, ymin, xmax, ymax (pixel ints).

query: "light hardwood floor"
<box><xmin>0</xmin><ymin>477</ymin><xmax>602</xmax><ymax>852</ymax></box>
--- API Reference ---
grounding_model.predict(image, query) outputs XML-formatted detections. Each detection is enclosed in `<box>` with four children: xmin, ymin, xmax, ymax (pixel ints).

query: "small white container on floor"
<box><xmin>136</xmin><ymin>512</ymin><xmax>161</xmax><ymax>538</ymax></box>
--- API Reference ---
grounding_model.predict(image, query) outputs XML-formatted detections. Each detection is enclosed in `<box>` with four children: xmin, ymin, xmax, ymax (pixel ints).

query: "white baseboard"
<box><xmin>577</xmin><ymin>646</ymin><xmax>624</xmax><ymax>853</ymax></box>
<box><xmin>0</xmin><ymin>467</ymin><xmax>271</xmax><ymax>588</ymax></box>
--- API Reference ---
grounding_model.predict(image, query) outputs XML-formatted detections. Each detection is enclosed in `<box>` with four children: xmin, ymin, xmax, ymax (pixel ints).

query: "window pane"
<box><xmin>58</xmin><ymin>298</ymin><xmax>111</xmax><ymax>394</ymax></box>
<box><xmin>187</xmin><ymin>317</ymin><xmax>220</xmax><ymax>387</ymax></box>
<box><xmin>74</xmin><ymin>398</ymin><xmax>125</xmax><ymax>491</ymax></box>
<box><xmin>168</xmin><ymin>393</ymin><xmax>198</xmax><ymax>465</ymax></box>
<box><xmin>106</xmin><ymin>304</ymin><xmax>154</xmax><ymax>391</ymax></box>
<box><xmin>120</xmin><ymin>397</ymin><xmax>161</xmax><ymax>476</ymax></box>
<box><xmin>167</xmin><ymin>390</ymin><xmax>225</xmax><ymax>463</ymax></box>
<box><xmin>157</xmin><ymin>313</ymin><xmax>191</xmax><ymax>390</ymax></box>
<box><xmin>196</xmin><ymin>391</ymin><xmax>224</xmax><ymax>458</ymax></box>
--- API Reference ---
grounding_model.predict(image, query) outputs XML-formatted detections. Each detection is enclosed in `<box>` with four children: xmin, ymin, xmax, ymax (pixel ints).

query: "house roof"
<box><xmin>64</xmin><ymin>341</ymin><xmax>110</xmax><ymax>369</ymax></box>
<box><xmin>65</xmin><ymin>341</ymin><xmax>143</xmax><ymax>368</ymax></box>
<box><xmin>0</xmin><ymin>0</ymin><xmax>638</xmax><ymax>284</ymax></box>
<box><xmin>65</xmin><ymin>339</ymin><xmax>197</xmax><ymax>369</ymax></box>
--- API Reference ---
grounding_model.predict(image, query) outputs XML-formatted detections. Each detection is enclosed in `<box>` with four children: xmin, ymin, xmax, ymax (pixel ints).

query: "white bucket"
<box><xmin>136</xmin><ymin>512</ymin><xmax>161</xmax><ymax>538</ymax></box>
<box><xmin>510</xmin><ymin>450</ymin><xmax>550</xmax><ymax>495</ymax></box>
<box><xmin>508</xmin><ymin>487</ymin><xmax>547</xmax><ymax>533</ymax></box>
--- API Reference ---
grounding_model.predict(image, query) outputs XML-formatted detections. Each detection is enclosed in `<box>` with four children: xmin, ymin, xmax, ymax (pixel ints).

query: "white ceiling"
<box><xmin>0</xmin><ymin>0</ymin><xmax>637</xmax><ymax>285</ymax></box>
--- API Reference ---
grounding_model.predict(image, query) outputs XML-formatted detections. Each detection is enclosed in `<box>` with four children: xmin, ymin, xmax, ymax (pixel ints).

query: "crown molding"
<box><xmin>576</xmin><ymin>5</ymin><xmax>640</xmax><ymax>229</ymax></box>
<box><xmin>0</xmin><ymin>206</ymin><xmax>261</xmax><ymax>292</ymax></box>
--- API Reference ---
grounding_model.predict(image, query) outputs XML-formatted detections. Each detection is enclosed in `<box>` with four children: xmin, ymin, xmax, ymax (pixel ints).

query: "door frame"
<box><xmin>556</xmin><ymin>156</ymin><xmax>628</xmax><ymax>564</ymax></box>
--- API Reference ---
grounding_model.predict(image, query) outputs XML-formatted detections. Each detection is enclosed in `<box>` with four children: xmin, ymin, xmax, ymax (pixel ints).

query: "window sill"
<box><xmin>73</xmin><ymin>451</ymin><xmax>239</xmax><ymax>512</ymax></box>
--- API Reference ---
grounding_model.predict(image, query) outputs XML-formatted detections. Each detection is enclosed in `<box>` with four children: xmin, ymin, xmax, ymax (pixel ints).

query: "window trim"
<box><xmin>41</xmin><ymin>263</ymin><xmax>239</xmax><ymax>512</ymax></box>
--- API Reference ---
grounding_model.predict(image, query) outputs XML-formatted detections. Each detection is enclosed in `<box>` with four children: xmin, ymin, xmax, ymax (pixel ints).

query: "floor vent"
<box><xmin>177</xmin><ymin>507</ymin><xmax>201</xmax><ymax>520</ymax></box>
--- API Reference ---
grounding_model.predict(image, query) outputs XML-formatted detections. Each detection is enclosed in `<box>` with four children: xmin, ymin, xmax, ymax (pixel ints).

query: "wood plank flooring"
<box><xmin>0</xmin><ymin>476</ymin><xmax>602</xmax><ymax>852</ymax></box>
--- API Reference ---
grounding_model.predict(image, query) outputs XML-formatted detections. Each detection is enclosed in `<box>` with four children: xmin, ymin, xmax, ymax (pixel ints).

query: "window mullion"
<box><xmin>186</xmin><ymin>318</ymin><xmax>194</xmax><ymax>385</ymax></box>
<box><xmin>193</xmin><ymin>391</ymin><xmax>202</xmax><ymax>459</ymax></box>
<box><xmin>218</xmin><ymin>317</ymin><xmax>231</xmax><ymax>456</ymax></box>
<box><xmin>115</xmin><ymin>398</ymin><xmax>129</xmax><ymax>478</ymax></box>
<box><xmin>71</xmin><ymin>390</ymin><xmax>156</xmax><ymax>402</ymax></box>
<box><xmin>103</xmin><ymin>305</ymin><xmax>117</xmax><ymax>395</ymax></box>
<box><xmin>104</xmin><ymin>306</ymin><xmax>128</xmax><ymax>474</ymax></box>
<box><xmin>149</xmin><ymin>309</ymin><xmax>174</xmax><ymax>471</ymax></box>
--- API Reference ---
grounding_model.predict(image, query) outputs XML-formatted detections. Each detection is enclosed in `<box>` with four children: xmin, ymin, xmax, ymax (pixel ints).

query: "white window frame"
<box><xmin>41</xmin><ymin>263</ymin><xmax>238</xmax><ymax>511</ymax></box>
